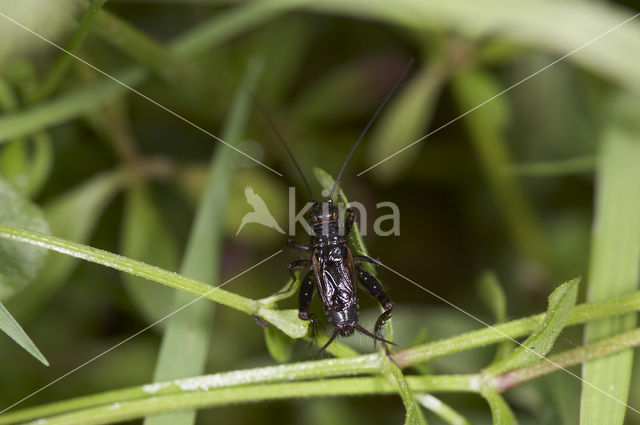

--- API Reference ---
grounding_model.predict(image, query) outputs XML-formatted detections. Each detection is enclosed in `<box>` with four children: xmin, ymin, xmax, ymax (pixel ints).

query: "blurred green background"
<box><xmin>1</xmin><ymin>0</ymin><xmax>640</xmax><ymax>424</ymax></box>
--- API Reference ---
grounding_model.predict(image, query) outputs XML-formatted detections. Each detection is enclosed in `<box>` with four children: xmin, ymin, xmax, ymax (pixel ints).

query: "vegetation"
<box><xmin>0</xmin><ymin>1</ymin><xmax>640</xmax><ymax>424</ymax></box>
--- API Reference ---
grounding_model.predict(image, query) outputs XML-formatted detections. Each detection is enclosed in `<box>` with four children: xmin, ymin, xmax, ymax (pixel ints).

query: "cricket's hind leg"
<box><xmin>355</xmin><ymin>265</ymin><xmax>394</xmax><ymax>354</ymax></box>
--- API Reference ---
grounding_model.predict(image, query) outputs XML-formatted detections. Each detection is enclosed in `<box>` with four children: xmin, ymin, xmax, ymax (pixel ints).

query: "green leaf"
<box><xmin>0</xmin><ymin>78</ymin><xmax>53</xmax><ymax>197</ymax></box>
<box><xmin>0</xmin><ymin>2</ymin><xmax>291</xmax><ymax>143</ymax></box>
<box><xmin>293</xmin><ymin>55</ymin><xmax>400</xmax><ymax>125</ymax></box>
<box><xmin>481</xmin><ymin>388</ymin><xmax>517</xmax><ymax>425</ymax></box>
<box><xmin>0</xmin><ymin>132</ymin><xmax>53</xmax><ymax>197</ymax></box>
<box><xmin>0</xmin><ymin>177</ymin><xmax>49</xmax><ymax>301</ymax></box>
<box><xmin>478</xmin><ymin>271</ymin><xmax>514</xmax><ymax>364</ymax></box>
<box><xmin>382</xmin><ymin>356</ymin><xmax>428</xmax><ymax>425</ymax></box>
<box><xmin>487</xmin><ymin>278</ymin><xmax>579</xmax><ymax>376</ymax></box>
<box><xmin>451</xmin><ymin>67</ymin><xmax>546</xmax><ymax>263</ymax></box>
<box><xmin>257</xmin><ymin>308</ymin><xmax>308</xmax><ymax>339</ymax></box>
<box><xmin>0</xmin><ymin>68</ymin><xmax>145</xmax><ymax>144</ymax></box>
<box><xmin>307</xmin><ymin>0</ymin><xmax>640</xmax><ymax>92</ymax></box>
<box><xmin>478</xmin><ymin>271</ymin><xmax>507</xmax><ymax>323</ymax></box>
<box><xmin>120</xmin><ymin>186</ymin><xmax>178</xmax><ymax>326</ymax></box>
<box><xmin>264</xmin><ymin>325</ymin><xmax>293</xmax><ymax>363</ymax></box>
<box><xmin>29</xmin><ymin>0</ymin><xmax>108</xmax><ymax>102</ymax></box>
<box><xmin>0</xmin><ymin>1</ymin><xmax>75</xmax><ymax>66</ymax></box>
<box><xmin>415</xmin><ymin>393</ymin><xmax>470</xmax><ymax>425</ymax></box>
<box><xmin>580</xmin><ymin>93</ymin><xmax>640</xmax><ymax>425</ymax></box>
<box><xmin>0</xmin><ymin>300</ymin><xmax>47</xmax><ymax>365</ymax></box>
<box><xmin>8</xmin><ymin>170</ymin><xmax>125</xmax><ymax>319</ymax></box>
<box><xmin>505</xmin><ymin>155</ymin><xmax>595</xmax><ymax>177</ymax></box>
<box><xmin>144</xmin><ymin>59</ymin><xmax>262</xmax><ymax>425</ymax></box>
<box><xmin>367</xmin><ymin>63</ymin><xmax>446</xmax><ymax>181</ymax></box>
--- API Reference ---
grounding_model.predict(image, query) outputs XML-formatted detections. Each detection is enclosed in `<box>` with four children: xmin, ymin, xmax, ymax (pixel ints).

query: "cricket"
<box><xmin>253</xmin><ymin>59</ymin><xmax>414</xmax><ymax>352</ymax></box>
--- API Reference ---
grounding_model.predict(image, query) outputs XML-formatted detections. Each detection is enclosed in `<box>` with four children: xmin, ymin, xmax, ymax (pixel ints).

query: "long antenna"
<box><xmin>329</xmin><ymin>57</ymin><xmax>415</xmax><ymax>200</ymax></box>
<box><xmin>246</xmin><ymin>91</ymin><xmax>316</xmax><ymax>201</ymax></box>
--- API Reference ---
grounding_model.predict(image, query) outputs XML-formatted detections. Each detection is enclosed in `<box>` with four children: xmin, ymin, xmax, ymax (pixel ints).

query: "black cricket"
<box><xmin>287</xmin><ymin>200</ymin><xmax>394</xmax><ymax>352</ymax></box>
<box><xmin>255</xmin><ymin>58</ymin><xmax>414</xmax><ymax>351</ymax></box>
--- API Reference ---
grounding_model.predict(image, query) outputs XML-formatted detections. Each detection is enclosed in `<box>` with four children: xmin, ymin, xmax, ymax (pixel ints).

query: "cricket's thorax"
<box><xmin>314</xmin><ymin>245</ymin><xmax>358</xmax><ymax>324</ymax></box>
<box><xmin>307</xmin><ymin>201</ymin><xmax>345</xmax><ymax>247</ymax></box>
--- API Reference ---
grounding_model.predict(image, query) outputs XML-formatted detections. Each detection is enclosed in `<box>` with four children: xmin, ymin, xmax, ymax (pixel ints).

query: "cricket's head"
<box><xmin>307</xmin><ymin>200</ymin><xmax>339</xmax><ymax>226</ymax></box>
<box><xmin>338</xmin><ymin>324</ymin><xmax>354</xmax><ymax>337</ymax></box>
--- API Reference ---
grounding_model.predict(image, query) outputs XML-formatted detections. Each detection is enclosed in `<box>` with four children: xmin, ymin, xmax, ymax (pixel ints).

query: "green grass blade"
<box><xmin>580</xmin><ymin>94</ymin><xmax>640</xmax><ymax>424</ymax></box>
<box><xmin>0</xmin><ymin>301</ymin><xmax>48</xmax><ymax>365</ymax></box>
<box><xmin>0</xmin><ymin>178</ymin><xmax>49</xmax><ymax>301</ymax></box>
<box><xmin>481</xmin><ymin>388</ymin><xmax>517</xmax><ymax>425</ymax></box>
<box><xmin>30</xmin><ymin>0</ymin><xmax>108</xmax><ymax>102</ymax></box>
<box><xmin>451</xmin><ymin>67</ymin><xmax>547</xmax><ymax>264</ymax></box>
<box><xmin>382</xmin><ymin>356</ymin><xmax>428</xmax><ymax>425</ymax></box>
<box><xmin>143</xmin><ymin>59</ymin><xmax>262</xmax><ymax>425</ymax></box>
<box><xmin>505</xmin><ymin>155</ymin><xmax>595</xmax><ymax>177</ymax></box>
<box><xmin>8</xmin><ymin>170</ymin><xmax>126</xmax><ymax>320</ymax></box>
<box><xmin>367</xmin><ymin>62</ymin><xmax>446</xmax><ymax>181</ymax></box>
<box><xmin>0</xmin><ymin>68</ymin><xmax>145</xmax><ymax>144</ymax></box>
<box><xmin>486</xmin><ymin>278</ymin><xmax>578</xmax><ymax>375</ymax></box>
<box><xmin>0</xmin><ymin>1</ymin><xmax>291</xmax><ymax>143</ymax></box>
<box><xmin>120</xmin><ymin>186</ymin><xmax>179</xmax><ymax>326</ymax></box>
<box><xmin>307</xmin><ymin>0</ymin><xmax>640</xmax><ymax>92</ymax></box>
<box><xmin>0</xmin><ymin>225</ymin><xmax>311</xmax><ymax>337</ymax></box>
<box><xmin>415</xmin><ymin>393</ymin><xmax>470</xmax><ymax>425</ymax></box>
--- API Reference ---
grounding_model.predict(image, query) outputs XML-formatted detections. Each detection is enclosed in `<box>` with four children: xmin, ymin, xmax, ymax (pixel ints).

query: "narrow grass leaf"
<box><xmin>382</xmin><ymin>356</ymin><xmax>428</xmax><ymax>425</ymax></box>
<box><xmin>0</xmin><ymin>68</ymin><xmax>144</xmax><ymax>144</ymax></box>
<box><xmin>478</xmin><ymin>271</ymin><xmax>507</xmax><ymax>323</ymax></box>
<box><xmin>580</xmin><ymin>93</ymin><xmax>640</xmax><ymax>425</ymax></box>
<box><xmin>415</xmin><ymin>393</ymin><xmax>470</xmax><ymax>425</ymax></box>
<box><xmin>30</xmin><ymin>0</ymin><xmax>108</xmax><ymax>102</ymax></box>
<box><xmin>0</xmin><ymin>1</ymin><xmax>291</xmax><ymax>142</ymax></box>
<box><xmin>486</xmin><ymin>278</ymin><xmax>578</xmax><ymax>376</ymax></box>
<box><xmin>505</xmin><ymin>156</ymin><xmax>595</xmax><ymax>177</ymax></box>
<box><xmin>367</xmin><ymin>62</ymin><xmax>446</xmax><ymax>181</ymax></box>
<box><xmin>0</xmin><ymin>177</ymin><xmax>49</xmax><ymax>301</ymax></box>
<box><xmin>144</xmin><ymin>60</ymin><xmax>262</xmax><ymax>425</ymax></box>
<box><xmin>8</xmin><ymin>170</ymin><xmax>126</xmax><ymax>319</ymax></box>
<box><xmin>308</xmin><ymin>0</ymin><xmax>640</xmax><ymax>92</ymax></box>
<box><xmin>91</xmin><ymin>9</ymin><xmax>189</xmax><ymax>81</ymax></box>
<box><xmin>264</xmin><ymin>325</ymin><xmax>293</xmax><ymax>363</ymax></box>
<box><xmin>451</xmin><ymin>68</ymin><xmax>547</xmax><ymax>264</ymax></box>
<box><xmin>120</xmin><ymin>186</ymin><xmax>178</xmax><ymax>326</ymax></box>
<box><xmin>0</xmin><ymin>134</ymin><xmax>53</xmax><ymax>197</ymax></box>
<box><xmin>0</xmin><ymin>301</ymin><xmax>48</xmax><ymax>365</ymax></box>
<box><xmin>477</xmin><ymin>271</ymin><xmax>514</xmax><ymax>364</ymax></box>
<box><xmin>481</xmin><ymin>388</ymin><xmax>517</xmax><ymax>425</ymax></box>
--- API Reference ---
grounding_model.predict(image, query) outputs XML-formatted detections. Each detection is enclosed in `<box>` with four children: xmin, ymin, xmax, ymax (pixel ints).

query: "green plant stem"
<box><xmin>3</xmin><ymin>223</ymin><xmax>640</xmax><ymax>345</ymax></box>
<box><xmin>493</xmin><ymin>327</ymin><xmax>640</xmax><ymax>392</ymax></box>
<box><xmin>5</xmin><ymin>292</ymin><xmax>640</xmax><ymax>424</ymax></box>
<box><xmin>394</xmin><ymin>291</ymin><xmax>640</xmax><ymax>367</ymax></box>
<box><xmin>0</xmin><ymin>225</ymin><xmax>258</xmax><ymax>314</ymax></box>
<box><xmin>7</xmin><ymin>325</ymin><xmax>640</xmax><ymax>425</ymax></box>
<box><xmin>0</xmin><ymin>0</ymin><xmax>298</xmax><ymax>143</ymax></box>
<box><xmin>29</xmin><ymin>0</ymin><xmax>109</xmax><ymax>102</ymax></box>
<box><xmin>8</xmin><ymin>375</ymin><xmax>474</xmax><ymax>425</ymax></box>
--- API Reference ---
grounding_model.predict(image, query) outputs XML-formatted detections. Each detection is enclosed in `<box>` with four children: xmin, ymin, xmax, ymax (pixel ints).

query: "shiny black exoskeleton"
<box><xmin>287</xmin><ymin>200</ymin><xmax>394</xmax><ymax>351</ymax></box>
<box><xmin>252</xmin><ymin>58</ymin><xmax>413</xmax><ymax>352</ymax></box>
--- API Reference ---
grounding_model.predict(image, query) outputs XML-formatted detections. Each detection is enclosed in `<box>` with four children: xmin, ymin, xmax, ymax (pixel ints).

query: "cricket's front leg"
<box><xmin>298</xmin><ymin>270</ymin><xmax>321</xmax><ymax>339</ymax></box>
